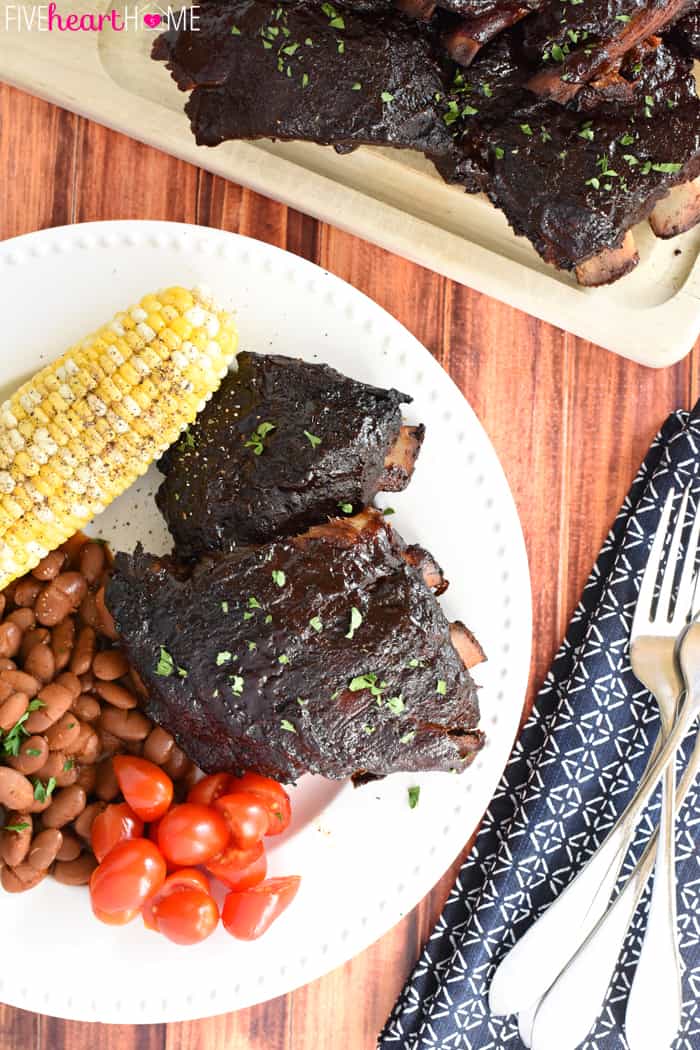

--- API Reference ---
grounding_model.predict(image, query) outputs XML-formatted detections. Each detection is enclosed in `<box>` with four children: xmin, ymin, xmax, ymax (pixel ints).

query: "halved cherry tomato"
<box><xmin>91</xmin><ymin>802</ymin><xmax>144</xmax><ymax>863</ymax></box>
<box><xmin>143</xmin><ymin>868</ymin><xmax>211</xmax><ymax>930</ymax></box>
<box><xmin>157</xmin><ymin>803</ymin><xmax>230</xmax><ymax>866</ymax></box>
<box><xmin>92</xmin><ymin>904</ymin><xmax>140</xmax><ymax>926</ymax></box>
<box><xmin>187</xmin><ymin>773</ymin><xmax>232</xmax><ymax>807</ymax></box>
<box><xmin>206</xmin><ymin>840</ymin><xmax>267</xmax><ymax>891</ymax></box>
<box><xmin>90</xmin><ymin>838</ymin><xmax>166</xmax><ymax>916</ymax></box>
<box><xmin>153</xmin><ymin>887</ymin><xmax>219</xmax><ymax>945</ymax></box>
<box><xmin>113</xmin><ymin>756</ymin><xmax>173</xmax><ymax>822</ymax></box>
<box><xmin>228</xmin><ymin>772</ymin><xmax>292</xmax><ymax>836</ymax></box>
<box><xmin>213</xmin><ymin>792</ymin><xmax>269</xmax><ymax>849</ymax></box>
<box><xmin>221</xmin><ymin>876</ymin><xmax>301</xmax><ymax>940</ymax></box>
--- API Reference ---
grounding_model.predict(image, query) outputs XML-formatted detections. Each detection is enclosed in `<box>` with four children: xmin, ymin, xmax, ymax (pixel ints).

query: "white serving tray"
<box><xmin>2</xmin><ymin>0</ymin><xmax>700</xmax><ymax>366</ymax></box>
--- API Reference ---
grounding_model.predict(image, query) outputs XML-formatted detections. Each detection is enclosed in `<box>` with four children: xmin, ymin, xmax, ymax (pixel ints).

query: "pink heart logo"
<box><xmin>144</xmin><ymin>13</ymin><xmax>161</xmax><ymax>27</ymax></box>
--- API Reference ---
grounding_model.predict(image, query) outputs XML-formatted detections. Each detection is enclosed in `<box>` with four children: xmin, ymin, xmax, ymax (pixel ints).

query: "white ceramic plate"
<box><xmin>0</xmin><ymin>220</ymin><xmax>531</xmax><ymax>1023</ymax></box>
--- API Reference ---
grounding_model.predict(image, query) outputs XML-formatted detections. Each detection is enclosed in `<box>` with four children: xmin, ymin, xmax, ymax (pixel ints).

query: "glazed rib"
<box><xmin>106</xmin><ymin>510</ymin><xmax>485</xmax><ymax>782</ymax></box>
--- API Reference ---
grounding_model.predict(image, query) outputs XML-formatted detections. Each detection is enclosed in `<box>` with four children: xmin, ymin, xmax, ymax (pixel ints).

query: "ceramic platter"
<box><xmin>0</xmin><ymin>220</ymin><xmax>531</xmax><ymax>1022</ymax></box>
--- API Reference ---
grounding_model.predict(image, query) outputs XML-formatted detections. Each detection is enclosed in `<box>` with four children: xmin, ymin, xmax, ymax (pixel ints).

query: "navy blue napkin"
<box><xmin>380</xmin><ymin>404</ymin><xmax>700</xmax><ymax>1050</ymax></box>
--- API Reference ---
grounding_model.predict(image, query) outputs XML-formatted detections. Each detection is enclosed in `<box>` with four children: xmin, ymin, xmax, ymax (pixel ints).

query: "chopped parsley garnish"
<box><xmin>651</xmin><ymin>162</ymin><xmax>682</xmax><ymax>174</ymax></box>
<box><xmin>231</xmin><ymin>24</ymin><xmax>241</xmax><ymax>34</ymax></box>
<box><xmin>230</xmin><ymin>676</ymin><xmax>244</xmax><ymax>695</ymax></box>
<box><xmin>585</xmin><ymin>176</ymin><xmax>600</xmax><ymax>190</ymax></box>
<box><xmin>33</xmin><ymin>777</ymin><xmax>56</xmax><ymax>803</ymax></box>
<box><xmin>578</xmin><ymin>122</ymin><xmax>594</xmax><ymax>141</ymax></box>
<box><xmin>620</xmin><ymin>132</ymin><xmax>635</xmax><ymax>145</ymax></box>
<box><xmin>282</xmin><ymin>42</ymin><xmax>299</xmax><ymax>54</ymax></box>
<box><xmin>381</xmin><ymin>91</ymin><xmax>394</xmax><ymax>103</ymax></box>
<box><xmin>386</xmin><ymin>695</ymin><xmax>405</xmax><ymax>715</ymax></box>
<box><xmin>2</xmin><ymin>714</ymin><xmax>29</xmax><ymax>756</ymax></box>
<box><xmin>349</xmin><ymin>672</ymin><xmax>388</xmax><ymax>703</ymax></box>
<box><xmin>623</xmin><ymin>153</ymin><xmax>638</xmax><ymax>166</ymax></box>
<box><xmin>338</xmin><ymin>502</ymin><xmax>353</xmax><ymax>513</ymax></box>
<box><xmin>443</xmin><ymin>100</ymin><xmax>460</xmax><ymax>126</ymax></box>
<box><xmin>3</xmin><ymin>822</ymin><xmax>29</xmax><ymax>833</ymax></box>
<box><xmin>615</xmin><ymin>12</ymin><xmax>631</xmax><ymax>21</ymax></box>
<box><xmin>271</xmin><ymin>569</ymin><xmax>286</xmax><ymax>587</ymax></box>
<box><xmin>382</xmin><ymin>507</ymin><xmax>395</xmax><ymax>516</ymax></box>
<box><xmin>551</xmin><ymin>43</ymin><xmax>565</xmax><ymax>62</ymax></box>
<box><xmin>351</xmin><ymin>83</ymin><xmax>362</xmax><ymax>91</ymax></box>
<box><xmin>482</xmin><ymin>83</ymin><xmax>493</xmax><ymax>98</ymax></box>
<box><xmin>247</xmin><ymin>641</ymin><xmax>257</xmax><ymax>651</ymax></box>
<box><xmin>436</xmin><ymin>679</ymin><xmax>447</xmax><ymax>696</ymax></box>
<box><xmin>63</xmin><ymin>758</ymin><xmax>74</xmax><ymax>772</ymax></box>
<box><xmin>181</xmin><ymin>428</ymin><xmax>196</xmax><ymax>450</ymax></box>
<box><xmin>297</xmin><ymin>697</ymin><xmax>308</xmax><ymax>706</ymax></box>
<box><xmin>243</xmin><ymin>612</ymin><xmax>254</xmax><ymax>621</ymax></box>
<box><xmin>244</xmin><ymin>421</ymin><xmax>276</xmax><ymax>456</ymax></box>
<box><xmin>25</xmin><ymin>748</ymin><xmax>41</xmax><ymax>757</ymax></box>
<box><xmin>248</xmin><ymin>596</ymin><xmax>261</xmax><ymax>609</ymax></box>
<box><xmin>494</xmin><ymin>146</ymin><xmax>505</xmax><ymax>160</ymax></box>
<box><xmin>155</xmin><ymin>647</ymin><xmax>187</xmax><ymax>679</ymax></box>
<box><xmin>278</xmin><ymin>654</ymin><xmax>290</xmax><ymax>665</ymax></box>
<box><xmin>362</xmin><ymin>724</ymin><xmax>375</xmax><ymax>735</ymax></box>
<box><xmin>462</xmin><ymin>104</ymin><xmax>478</xmax><ymax>116</ymax></box>
<box><xmin>345</xmin><ymin>607</ymin><xmax>362</xmax><ymax>640</ymax></box>
<box><xmin>309</xmin><ymin>616</ymin><xmax>323</xmax><ymax>632</ymax></box>
<box><xmin>27</xmin><ymin>698</ymin><xmax>45</xmax><ymax>712</ymax></box>
<box><xmin>303</xmin><ymin>430</ymin><xmax>322</xmax><ymax>448</ymax></box>
<box><xmin>302</xmin><ymin>73</ymin><xmax>310</xmax><ymax>88</ymax></box>
<box><xmin>520</xmin><ymin>123</ymin><xmax>533</xmax><ymax>137</ymax></box>
<box><xmin>408</xmin><ymin>786</ymin><xmax>420</xmax><ymax>809</ymax></box>
<box><xmin>280</xmin><ymin>719</ymin><xmax>297</xmax><ymax>733</ymax></box>
<box><xmin>264</xmin><ymin>614</ymin><xmax>273</xmax><ymax>624</ymax></box>
<box><xmin>216</xmin><ymin>651</ymin><xmax>233</xmax><ymax>666</ymax></box>
<box><xmin>221</xmin><ymin>601</ymin><xmax>229</xmax><ymax>613</ymax></box>
<box><xmin>400</xmin><ymin>730</ymin><xmax>416</xmax><ymax>744</ymax></box>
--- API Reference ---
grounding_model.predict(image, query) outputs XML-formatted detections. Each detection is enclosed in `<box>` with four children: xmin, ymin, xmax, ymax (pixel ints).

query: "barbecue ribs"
<box><xmin>106</xmin><ymin>509</ymin><xmax>485</xmax><ymax>782</ymax></box>
<box><xmin>156</xmin><ymin>352</ymin><xmax>424</xmax><ymax>555</ymax></box>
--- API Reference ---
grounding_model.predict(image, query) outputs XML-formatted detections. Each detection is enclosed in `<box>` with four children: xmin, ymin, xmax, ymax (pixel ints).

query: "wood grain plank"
<box><xmin>0</xmin><ymin>84</ymin><xmax>78</xmax><ymax>239</ymax></box>
<box><xmin>38</xmin><ymin>1018</ymin><xmax>163</xmax><ymax>1050</ymax></box>
<box><xmin>0</xmin><ymin>1004</ymin><xmax>39</xmax><ymax>1050</ymax></box>
<box><xmin>164</xmin><ymin>997</ymin><xmax>290</xmax><ymax>1050</ymax></box>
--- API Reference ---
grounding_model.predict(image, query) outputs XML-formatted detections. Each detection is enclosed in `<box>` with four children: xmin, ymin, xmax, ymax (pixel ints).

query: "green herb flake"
<box><xmin>651</xmin><ymin>162</ymin><xmax>682</xmax><ymax>174</ymax></box>
<box><xmin>216</xmin><ymin>651</ymin><xmax>233</xmax><ymax>666</ymax></box>
<box><xmin>578</xmin><ymin>122</ymin><xmax>594</xmax><ymax>141</ymax></box>
<box><xmin>386</xmin><ymin>695</ymin><xmax>405</xmax><ymax>715</ymax></box>
<box><xmin>408</xmin><ymin>786</ymin><xmax>420</xmax><ymax>809</ymax></box>
<box><xmin>248</xmin><ymin>596</ymin><xmax>261</xmax><ymax>609</ymax></box>
<box><xmin>155</xmin><ymin>647</ymin><xmax>175</xmax><ymax>677</ymax></box>
<box><xmin>271</xmin><ymin>569</ymin><xmax>286</xmax><ymax>588</ymax></box>
<box><xmin>585</xmin><ymin>176</ymin><xmax>600</xmax><ymax>189</ymax></box>
<box><xmin>362</xmin><ymin>723</ymin><xmax>375</xmax><ymax>735</ymax></box>
<box><xmin>264</xmin><ymin>614</ymin><xmax>273</xmax><ymax>624</ymax></box>
<box><xmin>247</xmin><ymin>641</ymin><xmax>257</xmax><ymax>652</ymax></box>
<box><xmin>329</xmin><ymin>15</ymin><xmax>345</xmax><ymax>28</ymax></box>
<box><xmin>221</xmin><ymin>601</ymin><xmax>229</xmax><ymax>613</ymax></box>
<box><xmin>33</xmin><ymin>776</ymin><xmax>56</xmax><ymax>804</ymax></box>
<box><xmin>338</xmin><ymin>501</ymin><xmax>353</xmax><ymax>513</ymax></box>
<box><xmin>280</xmin><ymin>719</ymin><xmax>297</xmax><ymax>733</ymax></box>
<box><xmin>25</xmin><ymin>748</ymin><xmax>41</xmax><ymax>757</ymax></box>
<box><xmin>400</xmin><ymin>730</ymin><xmax>416</xmax><ymax>744</ymax></box>
<box><xmin>230</xmin><ymin>676</ymin><xmax>244</xmax><ymax>696</ymax></box>
<box><xmin>282</xmin><ymin>42</ymin><xmax>299</xmax><ymax>54</ymax></box>
<box><xmin>520</xmin><ymin>123</ymin><xmax>533</xmax><ymax>137</ymax></box>
<box><xmin>482</xmin><ymin>82</ymin><xmax>493</xmax><ymax>97</ymax></box>
<box><xmin>345</xmin><ymin>606</ymin><xmax>363</xmax><ymax>640</ymax></box>
<box><xmin>297</xmin><ymin>697</ymin><xmax>308</xmax><ymax>706</ymax></box>
<box><xmin>381</xmin><ymin>91</ymin><xmax>394</xmax><ymax>103</ymax></box>
<box><xmin>244</xmin><ymin>421</ymin><xmax>276</xmax><ymax>455</ymax></box>
<box><xmin>278</xmin><ymin>654</ymin><xmax>290</xmax><ymax>665</ymax></box>
<box><xmin>436</xmin><ymin>679</ymin><xmax>447</xmax><ymax>696</ymax></box>
<box><xmin>305</xmin><ymin>36</ymin><xmax>313</xmax><ymax>44</ymax></box>
<box><xmin>494</xmin><ymin>146</ymin><xmax>505</xmax><ymax>160</ymax></box>
<box><xmin>63</xmin><ymin>758</ymin><xmax>74</xmax><ymax>772</ymax></box>
<box><xmin>623</xmin><ymin>153</ymin><xmax>638</xmax><ymax>166</ymax></box>
<box><xmin>3</xmin><ymin>822</ymin><xmax>30</xmax><ymax>833</ymax></box>
<box><xmin>27</xmin><ymin>698</ymin><xmax>45</xmax><ymax>712</ymax></box>
<box><xmin>351</xmin><ymin>83</ymin><xmax>362</xmax><ymax>91</ymax></box>
<box><xmin>462</xmin><ymin>104</ymin><xmax>478</xmax><ymax>116</ymax></box>
<box><xmin>309</xmin><ymin>616</ymin><xmax>323</xmax><ymax>632</ymax></box>
<box><xmin>382</xmin><ymin>507</ymin><xmax>395</xmax><ymax>516</ymax></box>
<box><xmin>551</xmin><ymin>43</ymin><xmax>565</xmax><ymax>62</ymax></box>
<box><xmin>615</xmin><ymin>12</ymin><xmax>631</xmax><ymax>21</ymax></box>
<box><xmin>302</xmin><ymin>72</ymin><xmax>310</xmax><ymax>87</ymax></box>
<box><xmin>303</xmin><ymin>430</ymin><xmax>322</xmax><ymax>448</ymax></box>
<box><xmin>620</xmin><ymin>132</ymin><xmax>635</xmax><ymax>145</ymax></box>
<box><xmin>243</xmin><ymin>611</ymin><xmax>254</xmax><ymax>621</ymax></box>
<box><xmin>231</xmin><ymin>24</ymin><xmax>241</xmax><ymax>34</ymax></box>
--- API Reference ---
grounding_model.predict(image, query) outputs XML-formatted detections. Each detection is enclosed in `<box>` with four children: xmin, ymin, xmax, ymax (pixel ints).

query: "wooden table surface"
<box><xmin>1</xmin><ymin>81</ymin><xmax>698</xmax><ymax>1050</ymax></box>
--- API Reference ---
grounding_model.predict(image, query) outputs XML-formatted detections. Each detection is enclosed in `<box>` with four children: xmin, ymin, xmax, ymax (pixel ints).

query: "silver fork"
<box><xmin>489</xmin><ymin>485</ymin><xmax>700</xmax><ymax>1032</ymax></box>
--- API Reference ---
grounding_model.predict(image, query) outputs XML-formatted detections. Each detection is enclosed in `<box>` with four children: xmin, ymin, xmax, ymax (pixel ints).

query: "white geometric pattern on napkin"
<box><xmin>380</xmin><ymin>408</ymin><xmax>700</xmax><ymax>1050</ymax></box>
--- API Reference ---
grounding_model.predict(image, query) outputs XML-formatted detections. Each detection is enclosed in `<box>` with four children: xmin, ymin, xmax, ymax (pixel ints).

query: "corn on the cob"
<box><xmin>0</xmin><ymin>285</ymin><xmax>238</xmax><ymax>589</ymax></box>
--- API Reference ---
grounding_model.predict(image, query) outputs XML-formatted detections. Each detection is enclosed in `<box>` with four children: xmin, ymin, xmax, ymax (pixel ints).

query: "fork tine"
<box><xmin>657</xmin><ymin>484</ymin><xmax>690</xmax><ymax>622</ymax></box>
<box><xmin>633</xmin><ymin>487</ymin><xmax>675</xmax><ymax>633</ymax></box>
<box><xmin>675</xmin><ymin>487</ymin><xmax>700</xmax><ymax>623</ymax></box>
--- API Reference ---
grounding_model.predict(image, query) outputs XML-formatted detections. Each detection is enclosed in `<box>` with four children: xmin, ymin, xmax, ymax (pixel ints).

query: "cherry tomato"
<box><xmin>221</xmin><ymin>876</ymin><xmax>301</xmax><ymax>941</ymax></box>
<box><xmin>187</xmin><ymin>773</ymin><xmax>232</xmax><ymax>807</ymax></box>
<box><xmin>154</xmin><ymin>887</ymin><xmax>219</xmax><ymax>945</ymax></box>
<box><xmin>206</xmin><ymin>841</ymin><xmax>267</xmax><ymax>891</ymax></box>
<box><xmin>228</xmin><ymin>772</ymin><xmax>292</xmax><ymax>836</ymax></box>
<box><xmin>157</xmin><ymin>803</ymin><xmax>230</xmax><ymax>867</ymax></box>
<box><xmin>90</xmin><ymin>838</ymin><xmax>166</xmax><ymax>916</ymax></box>
<box><xmin>143</xmin><ymin>868</ymin><xmax>211</xmax><ymax>930</ymax></box>
<box><xmin>213</xmin><ymin>792</ymin><xmax>269</xmax><ymax>849</ymax></box>
<box><xmin>92</xmin><ymin>904</ymin><xmax>140</xmax><ymax>926</ymax></box>
<box><xmin>91</xmin><ymin>802</ymin><xmax>144</xmax><ymax>863</ymax></box>
<box><xmin>113</xmin><ymin>756</ymin><xmax>173</xmax><ymax>822</ymax></box>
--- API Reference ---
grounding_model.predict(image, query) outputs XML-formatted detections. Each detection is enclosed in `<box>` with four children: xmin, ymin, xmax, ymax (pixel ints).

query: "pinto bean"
<box><xmin>56</xmin><ymin>831</ymin><xmax>82</xmax><ymax>862</ymax></box>
<box><xmin>164</xmin><ymin>745</ymin><xmax>192</xmax><ymax>781</ymax></box>
<box><xmin>36</xmin><ymin>751</ymin><xmax>68</xmax><ymax>780</ymax></box>
<box><xmin>1</xmin><ymin>864</ymin><xmax>45</xmax><ymax>892</ymax></box>
<box><xmin>78</xmin><ymin>591</ymin><xmax>100</xmax><ymax>630</ymax></box>
<box><xmin>31</xmin><ymin>550</ymin><xmax>66</xmax><ymax>581</ymax></box>
<box><xmin>94</xmin><ymin>681</ymin><xmax>137</xmax><ymax>710</ymax></box>
<box><xmin>71</xmin><ymin>694</ymin><xmax>101</xmax><ymax>723</ymax></box>
<box><xmin>70</xmin><ymin>626</ymin><xmax>96</xmax><ymax>676</ymax></box>
<box><xmin>0</xmin><ymin>692</ymin><xmax>29</xmax><ymax>732</ymax></box>
<box><xmin>1</xmin><ymin>669</ymin><xmax>40</xmax><ymax>698</ymax></box>
<box><xmin>20</xmin><ymin>627</ymin><xmax>50</xmax><ymax>662</ymax></box>
<box><xmin>52</xmin><ymin>853</ymin><xmax>96</xmax><ymax>885</ymax></box>
<box><xmin>54</xmin><ymin>759</ymin><xmax>79</xmax><ymax>788</ymax></box>
<box><xmin>92</xmin><ymin>650</ymin><xmax>129</xmax><ymax>682</ymax></box>
<box><xmin>0</xmin><ymin>622</ymin><xmax>22</xmax><ymax>659</ymax></box>
<box><xmin>7</xmin><ymin>735</ymin><xmax>48</xmax><ymax>775</ymax></box>
<box><xmin>35</xmin><ymin>584</ymin><xmax>73</xmax><ymax>627</ymax></box>
<box><xmin>73</xmin><ymin>801</ymin><xmax>106</xmax><ymax>841</ymax></box>
<box><xmin>99</xmin><ymin>705</ymin><xmax>151</xmax><ymax>742</ymax></box>
<box><xmin>13</xmin><ymin>578</ymin><xmax>42</xmax><ymax>608</ymax></box>
<box><xmin>28</xmin><ymin>828</ymin><xmax>63</xmax><ymax>871</ymax></box>
<box><xmin>55</xmin><ymin>672</ymin><xmax>81</xmax><ymax>701</ymax></box>
<box><xmin>51</xmin><ymin>617</ymin><xmax>76</xmax><ymax>671</ymax></box>
<box><xmin>94</xmin><ymin>759</ymin><xmax>120</xmax><ymax>802</ymax></box>
<box><xmin>96</xmin><ymin>728</ymin><xmax>123</xmax><ymax>758</ymax></box>
<box><xmin>24</xmin><ymin>643</ymin><xmax>55</xmax><ymax>684</ymax></box>
<box><xmin>75</xmin><ymin>764</ymin><xmax>97</xmax><ymax>794</ymax></box>
<box><xmin>143</xmin><ymin>726</ymin><xmax>175</xmax><ymax>766</ymax></box>
<box><xmin>95</xmin><ymin>586</ymin><xmax>118</xmax><ymax>640</ymax></box>
<box><xmin>0</xmin><ymin>768</ymin><xmax>34</xmax><ymax>810</ymax></box>
<box><xmin>0</xmin><ymin>813</ymin><xmax>32</xmax><ymax>866</ymax></box>
<box><xmin>65</xmin><ymin>722</ymin><xmax>100</xmax><ymax>764</ymax></box>
<box><xmin>42</xmin><ymin>785</ymin><xmax>87</xmax><ymax>828</ymax></box>
<box><xmin>0</xmin><ymin>594</ymin><xmax>5</xmax><ymax>618</ymax></box>
<box><xmin>25</xmin><ymin>682</ymin><xmax>73</xmax><ymax>732</ymax></box>
<box><xmin>79</xmin><ymin>670</ymin><xmax>95</xmax><ymax>694</ymax></box>
<box><xmin>45</xmin><ymin>713</ymin><xmax>81</xmax><ymax>752</ymax></box>
<box><xmin>79</xmin><ymin>542</ymin><xmax>106</xmax><ymax>585</ymax></box>
<box><xmin>0</xmin><ymin>658</ymin><xmax>16</xmax><ymax>672</ymax></box>
<box><xmin>7</xmin><ymin>608</ymin><xmax>35</xmax><ymax>632</ymax></box>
